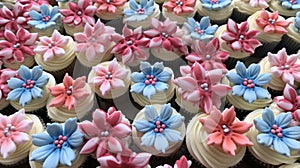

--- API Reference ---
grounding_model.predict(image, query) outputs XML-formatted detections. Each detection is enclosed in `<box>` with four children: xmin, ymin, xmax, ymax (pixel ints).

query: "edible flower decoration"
<box><xmin>28</xmin><ymin>4</ymin><xmax>61</xmax><ymax>30</ymax></box>
<box><xmin>185</xmin><ymin>38</ymin><xmax>229</xmax><ymax>72</ymax></box>
<box><xmin>226</xmin><ymin>61</ymin><xmax>271</xmax><ymax>103</ymax></box>
<box><xmin>221</xmin><ymin>19</ymin><xmax>262</xmax><ymax>54</ymax></box>
<box><xmin>174</xmin><ymin>62</ymin><xmax>231</xmax><ymax>114</ymax></box>
<box><xmin>0</xmin><ymin>109</ymin><xmax>33</xmax><ymax>158</ymax></box>
<box><xmin>200</xmin><ymin>106</ymin><xmax>253</xmax><ymax>156</ymax></box>
<box><xmin>294</xmin><ymin>11</ymin><xmax>300</xmax><ymax>33</ymax></box>
<box><xmin>242</xmin><ymin>0</ymin><xmax>270</xmax><ymax>8</ymax></box>
<box><xmin>6</xmin><ymin>65</ymin><xmax>49</xmax><ymax>106</ymax></box>
<box><xmin>123</xmin><ymin>0</ymin><xmax>155</xmax><ymax>22</ymax></box>
<box><xmin>281</xmin><ymin>0</ymin><xmax>300</xmax><ymax>10</ymax></box>
<box><xmin>94</xmin><ymin>0</ymin><xmax>127</xmax><ymax>13</ymax></box>
<box><xmin>163</xmin><ymin>0</ymin><xmax>196</xmax><ymax>14</ymax></box>
<box><xmin>0</xmin><ymin>67</ymin><xmax>17</xmax><ymax>101</ymax></box>
<box><xmin>254</xmin><ymin>108</ymin><xmax>300</xmax><ymax>157</ymax></box>
<box><xmin>17</xmin><ymin>0</ymin><xmax>49</xmax><ymax>10</ymax></box>
<box><xmin>89</xmin><ymin>58</ymin><xmax>130</xmax><ymax>96</ymax></box>
<box><xmin>60</xmin><ymin>0</ymin><xmax>96</xmax><ymax>26</ymax></box>
<box><xmin>268</xmin><ymin>48</ymin><xmax>300</xmax><ymax>85</ymax></box>
<box><xmin>30</xmin><ymin>118</ymin><xmax>84</xmax><ymax>167</ymax></box>
<box><xmin>156</xmin><ymin>156</ymin><xmax>192</xmax><ymax>168</ymax></box>
<box><xmin>256</xmin><ymin>9</ymin><xmax>291</xmax><ymax>34</ymax></box>
<box><xmin>134</xmin><ymin>104</ymin><xmax>184</xmax><ymax>153</ymax></box>
<box><xmin>201</xmin><ymin>0</ymin><xmax>232</xmax><ymax>10</ymax></box>
<box><xmin>144</xmin><ymin>18</ymin><xmax>188</xmax><ymax>55</ymax></box>
<box><xmin>79</xmin><ymin>107</ymin><xmax>132</xmax><ymax>158</ymax></box>
<box><xmin>131</xmin><ymin>62</ymin><xmax>172</xmax><ymax>99</ymax></box>
<box><xmin>0</xmin><ymin>28</ymin><xmax>38</xmax><ymax>63</ymax></box>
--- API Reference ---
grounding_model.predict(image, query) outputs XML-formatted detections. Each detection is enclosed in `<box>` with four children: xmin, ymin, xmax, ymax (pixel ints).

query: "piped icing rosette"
<box><xmin>156</xmin><ymin>155</ymin><xmax>192</xmax><ymax>168</ymax></box>
<box><xmin>130</xmin><ymin>62</ymin><xmax>175</xmax><ymax>107</ymax></box>
<box><xmin>0</xmin><ymin>108</ymin><xmax>44</xmax><ymax>166</ymax></box>
<box><xmin>60</xmin><ymin>0</ymin><xmax>96</xmax><ymax>36</ymax></box>
<box><xmin>6</xmin><ymin>65</ymin><xmax>56</xmax><ymax>112</ymax></box>
<box><xmin>111</xmin><ymin>25</ymin><xmax>150</xmax><ymax>66</ymax></box>
<box><xmin>88</xmin><ymin>58</ymin><xmax>131</xmax><ymax>99</ymax></box>
<box><xmin>132</xmin><ymin>104</ymin><xmax>185</xmax><ymax>156</ymax></box>
<box><xmin>144</xmin><ymin>18</ymin><xmax>188</xmax><ymax>61</ymax></box>
<box><xmin>47</xmin><ymin>74</ymin><xmax>95</xmax><ymax>122</ymax></box>
<box><xmin>245</xmin><ymin>108</ymin><xmax>300</xmax><ymax>165</ymax></box>
<box><xmin>269</xmin><ymin>0</ymin><xmax>300</xmax><ymax>17</ymax></box>
<box><xmin>174</xmin><ymin>62</ymin><xmax>231</xmax><ymax>114</ymax></box>
<box><xmin>186</xmin><ymin>106</ymin><xmax>253</xmax><ymax>168</ymax></box>
<box><xmin>0</xmin><ymin>28</ymin><xmax>38</xmax><ymax>70</ymax></box>
<box><xmin>94</xmin><ymin>0</ymin><xmax>126</xmax><ymax>20</ymax></box>
<box><xmin>0</xmin><ymin>65</ymin><xmax>16</xmax><ymax>110</ymax></box>
<box><xmin>123</xmin><ymin>0</ymin><xmax>160</xmax><ymax>29</ymax></box>
<box><xmin>29</xmin><ymin>118</ymin><xmax>86</xmax><ymax>168</ymax></box>
<box><xmin>74</xmin><ymin>19</ymin><xmax>116</xmax><ymax>67</ymax></box>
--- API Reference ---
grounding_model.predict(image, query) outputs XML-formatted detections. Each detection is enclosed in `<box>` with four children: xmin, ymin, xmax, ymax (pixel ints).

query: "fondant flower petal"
<box><xmin>134</xmin><ymin>121</ymin><xmax>154</xmax><ymax>132</ymax></box>
<box><xmin>60</xmin><ymin>146</ymin><xmax>75</xmax><ymax>166</ymax></box>
<box><xmin>0</xmin><ymin>138</ymin><xmax>16</xmax><ymax>158</ymax></box>
<box><xmin>257</xmin><ymin>133</ymin><xmax>273</xmax><ymax>146</ymax></box>
<box><xmin>32</xmin><ymin>133</ymin><xmax>53</xmax><ymax>146</ymax></box>
<box><xmin>141</xmin><ymin>131</ymin><xmax>156</xmax><ymax>147</ymax></box>
<box><xmin>273</xmin><ymin>137</ymin><xmax>290</xmax><ymax>157</ymax></box>
<box><xmin>30</xmin><ymin>144</ymin><xmax>56</xmax><ymax>162</ymax></box>
<box><xmin>275</xmin><ymin>112</ymin><xmax>292</xmax><ymax>128</ymax></box>
<box><xmin>144</xmin><ymin>105</ymin><xmax>158</xmax><ymax>122</ymax></box>
<box><xmin>163</xmin><ymin>129</ymin><xmax>182</xmax><ymax>143</ymax></box>
<box><xmin>80</xmin><ymin>137</ymin><xmax>98</xmax><ymax>154</ymax></box>
<box><xmin>154</xmin><ymin>133</ymin><xmax>169</xmax><ymax>153</ymax></box>
<box><xmin>43</xmin><ymin>148</ymin><xmax>60</xmax><ymax>168</ymax></box>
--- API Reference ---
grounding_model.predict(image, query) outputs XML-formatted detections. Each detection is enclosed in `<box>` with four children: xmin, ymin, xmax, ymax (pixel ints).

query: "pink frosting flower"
<box><xmin>74</xmin><ymin>19</ymin><xmax>115</xmax><ymax>62</ymax></box>
<box><xmin>144</xmin><ymin>18</ymin><xmax>188</xmax><ymax>55</ymax></box>
<box><xmin>79</xmin><ymin>107</ymin><xmax>132</xmax><ymax>158</ymax></box>
<box><xmin>173</xmin><ymin>62</ymin><xmax>231</xmax><ymax>114</ymax></box>
<box><xmin>111</xmin><ymin>25</ymin><xmax>149</xmax><ymax>66</ymax></box>
<box><xmin>17</xmin><ymin>0</ymin><xmax>49</xmax><ymax>10</ymax></box>
<box><xmin>48</xmin><ymin>74</ymin><xmax>89</xmax><ymax>110</ymax></box>
<box><xmin>34</xmin><ymin>30</ymin><xmax>69</xmax><ymax>62</ymax></box>
<box><xmin>0</xmin><ymin>108</ymin><xmax>33</xmax><ymax>158</ymax></box>
<box><xmin>242</xmin><ymin>0</ymin><xmax>270</xmax><ymax>8</ymax></box>
<box><xmin>94</xmin><ymin>0</ymin><xmax>127</xmax><ymax>13</ymax></box>
<box><xmin>268</xmin><ymin>48</ymin><xmax>300</xmax><ymax>85</ymax></box>
<box><xmin>256</xmin><ymin>9</ymin><xmax>291</xmax><ymax>34</ymax></box>
<box><xmin>221</xmin><ymin>19</ymin><xmax>261</xmax><ymax>54</ymax></box>
<box><xmin>0</xmin><ymin>28</ymin><xmax>38</xmax><ymax>63</ymax></box>
<box><xmin>157</xmin><ymin>155</ymin><xmax>192</xmax><ymax>168</ymax></box>
<box><xmin>163</xmin><ymin>0</ymin><xmax>196</xmax><ymax>14</ymax></box>
<box><xmin>90</xmin><ymin>58</ymin><xmax>129</xmax><ymax>96</ymax></box>
<box><xmin>199</xmin><ymin>106</ymin><xmax>253</xmax><ymax>156</ymax></box>
<box><xmin>185</xmin><ymin>38</ymin><xmax>229</xmax><ymax>72</ymax></box>
<box><xmin>60</xmin><ymin>0</ymin><xmax>96</xmax><ymax>26</ymax></box>
<box><xmin>0</xmin><ymin>67</ymin><xmax>17</xmax><ymax>100</ymax></box>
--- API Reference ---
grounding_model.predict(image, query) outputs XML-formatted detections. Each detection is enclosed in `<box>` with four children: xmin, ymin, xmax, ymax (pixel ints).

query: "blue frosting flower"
<box><xmin>134</xmin><ymin>104</ymin><xmax>184</xmax><ymax>153</ymax></box>
<box><xmin>201</xmin><ymin>0</ymin><xmax>232</xmax><ymax>10</ymax></box>
<box><xmin>130</xmin><ymin>62</ymin><xmax>172</xmax><ymax>99</ymax></box>
<box><xmin>294</xmin><ymin>11</ymin><xmax>300</xmax><ymax>32</ymax></box>
<box><xmin>183</xmin><ymin>17</ymin><xmax>218</xmax><ymax>42</ymax></box>
<box><xmin>254</xmin><ymin>108</ymin><xmax>300</xmax><ymax>157</ymax></box>
<box><xmin>226</xmin><ymin>61</ymin><xmax>271</xmax><ymax>103</ymax></box>
<box><xmin>28</xmin><ymin>4</ymin><xmax>61</xmax><ymax>30</ymax></box>
<box><xmin>7</xmin><ymin>65</ymin><xmax>49</xmax><ymax>106</ymax></box>
<box><xmin>123</xmin><ymin>0</ymin><xmax>155</xmax><ymax>22</ymax></box>
<box><xmin>281</xmin><ymin>0</ymin><xmax>300</xmax><ymax>10</ymax></box>
<box><xmin>30</xmin><ymin>118</ymin><xmax>83</xmax><ymax>167</ymax></box>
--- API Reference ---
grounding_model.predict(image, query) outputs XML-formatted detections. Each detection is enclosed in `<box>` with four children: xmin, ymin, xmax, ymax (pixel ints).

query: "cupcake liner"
<box><xmin>46</xmin><ymin>57</ymin><xmax>77</xmax><ymax>83</ymax></box>
<box><xmin>230</xmin><ymin>8</ymin><xmax>250</xmax><ymax>23</ymax></box>
<box><xmin>275</xmin><ymin>34</ymin><xmax>300</xmax><ymax>55</ymax></box>
<box><xmin>0</xmin><ymin>104</ymin><xmax>17</xmax><ymax>116</ymax></box>
<box><xmin>251</xmin><ymin>41</ymin><xmax>279</xmax><ymax>60</ymax></box>
<box><xmin>244</xmin><ymin>149</ymin><xmax>279</xmax><ymax>168</ymax></box>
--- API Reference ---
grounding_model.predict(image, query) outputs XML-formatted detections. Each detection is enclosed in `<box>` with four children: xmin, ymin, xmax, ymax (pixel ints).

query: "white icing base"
<box><xmin>0</xmin><ymin>99</ymin><xmax>10</xmax><ymax>111</ymax></box>
<box><xmin>4</xmin><ymin>55</ymin><xmax>35</xmax><ymax>70</ymax></box>
<box><xmin>196</xmin><ymin>2</ymin><xmax>233</xmax><ymax>22</ymax></box>
<box><xmin>151</xmin><ymin>48</ymin><xmax>181</xmax><ymax>61</ymax></box>
<box><xmin>63</xmin><ymin>24</ymin><xmax>84</xmax><ymax>37</ymax></box>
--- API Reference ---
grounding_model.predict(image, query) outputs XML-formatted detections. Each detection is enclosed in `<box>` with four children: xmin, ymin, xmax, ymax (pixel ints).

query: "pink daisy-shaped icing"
<box><xmin>163</xmin><ymin>0</ymin><xmax>196</xmax><ymax>14</ymax></box>
<box><xmin>0</xmin><ymin>28</ymin><xmax>38</xmax><ymax>63</ymax></box>
<box><xmin>34</xmin><ymin>30</ymin><xmax>70</xmax><ymax>62</ymax></box>
<box><xmin>268</xmin><ymin>48</ymin><xmax>300</xmax><ymax>85</ymax></box>
<box><xmin>60</xmin><ymin>0</ymin><xmax>96</xmax><ymax>26</ymax></box>
<box><xmin>94</xmin><ymin>0</ymin><xmax>127</xmax><ymax>13</ymax></box>
<box><xmin>221</xmin><ymin>19</ymin><xmax>262</xmax><ymax>54</ymax></box>
<box><xmin>17</xmin><ymin>0</ymin><xmax>49</xmax><ymax>10</ymax></box>
<box><xmin>242</xmin><ymin>0</ymin><xmax>270</xmax><ymax>8</ymax></box>
<box><xmin>111</xmin><ymin>25</ymin><xmax>149</xmax><ymax>66</ymax></box>
<box><xmin>144</xmin><ymin>18</ymin><xmax>188</xmax><ymax>55</ymax></box>
<box><xmin>74</xmin><ymin>19</ymin><xmax>116</xmax><ymax>62</ymax></box>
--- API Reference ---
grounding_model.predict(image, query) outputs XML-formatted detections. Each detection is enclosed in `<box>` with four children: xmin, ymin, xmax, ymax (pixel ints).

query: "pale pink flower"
<box><xmin>242</xmin><ymin>0</ymin><xmax>270</xmax><ymax>8</ymax></box>
<box><xmin>163</xmin><ymin>0</ymin><xmax>196</xmax><ymax>14</ymax></box>
<box><xmin>94</xmin><ymin>0</ymin><xmax>127</xmax><ymax>13</ymax></box>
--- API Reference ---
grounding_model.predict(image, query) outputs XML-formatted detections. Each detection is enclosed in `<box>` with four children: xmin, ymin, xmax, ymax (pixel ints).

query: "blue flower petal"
<box><xmin>143</xmin><ymin>84</ymin><xmax>156</xmax><ymax>99</ymax></box>
<box><xmin>205</xmin><ymin>25</ymin><xmax>218</xmax><ymax>34</ymax></box>
<box><xmin>145</xmin><ymin>105</ymin><xmax>158</xmax><ymax>122</ymax></box>
<box><xmin>19</xmin><ymin>89</ymin><xmax>32</xmax><ymax>106</ymax></box>
<box><xmin>131</xmin><ymin>72</ymin><xmax>145</xmax><ymax>83</ymax></box>
<box><xmin>6</xmin><ymin>88</ymin><xmax>24</xmax><ymax>101</ymax></box>
<box><xmin>46</xmin><ymin>123</ymin><xmax>63</xmax><ymax>139</ymax></box>
<box><xmin>7</xmin><ymin>78</ymin><xmax>24</xmax><ymax>89</ymax></box>
<box><xmin>31</xmin><ymin>86</ymin><xmax>43</xmax><ymax>99</ymax></box>
<box><xmin>163</xmin><ymin>129</ymin><xmax>182</xmax><ymax>143</ymax></box>
<box><xmin>247</xmin><ymin>64</ymin><xmax>260</xmax><ymax>80</ymax></box>
<box><xmin>262</xmin><ymin>108</ymin><xmax>275</xmax><ymax>127</ymax></box>
<box><xmin>32</xmin><ymin>66</ymin><xmax>43</xmax><ymax>81</ymax></box>
<box><xmin>253</xmin><ymin>74</ymin><xmax>272</xmax><ymax>86</ymax></box>
<box><xmin>145</xmin><ymin>0</ymin><xmax>154</xmax><ymax>9</ymax></box>
<box><xmin>282</xmin><ymin>1</ymin><xmax>293</xmax><ymax>8</ymax></box>
<box><xmin>152</xmin><ymin>62</ymin><xmax>164</xmax><ymax>76</ymax></box>
<box><xmin>243</xmin><ymin>88</ymin><xmax>256</xmax><ymax>103</ymax></box>
<box><xmin>30</xmin><ymin>10</ymin><xmax>42</xmax><ymax>20</ymax></box>
<box><xmin>292</xmin><ymin>4</ymin><xmax>300</xmax><ymax>10</ymax></box>
<box><xmin>164</xmin><ymin>114</ymin><xmax>184</xmax><ymax>129</ymax></box>
<box><xmin>40</xmin><ymin>4</ymin><xmax>50</xmax><ymax>16</ymax></box>
<box><xmin>184</xmin><ymin>21</ymin><xmax>194</xmax><ymax>33</ymax></box>
<box><xmin>199</xmin><ymin>16</ymin><xmax>210</xmax><ymax>29</ymax></box>
<box><xmin>68</xmin><ymin>131</ymin><xmax>83</xmax><ymax>148</ymax></box>
<box><xmin>156</xmin><ymin>70</ymin><xmax>171</xmax><ymax>82</ymax></box>
<box><xmin>232</xmin><ymin>85</ymin><xmax>246</xmax><ymax>97</ymax></box>
<box><xmin>35</xmin><ymin>74</ymin><xmax>49</xmax><ymax>88</ymax></box>
<box><xmin>154</xmin><ymin>133</ymin><xmax>169</xmax><ymax>153</ymax></box>
<box><xmin>27</xmin><ymin>20</ymin><xmax>43</xmax><ymax>27</ymax></box>
<box><xmin>130</xmin><ymin>83</ymin><xmax>146</xmax><ymax>94</ymax></box>
<box><xmin>257</xmin><ymin>133</ymin><xmax>273</xmax><ymax>146</ymax></box>
<box><xmin>254</xmin><ymin>118</ymin><xmax>271</xmax><ymax>133</ymax></box>
<box><xmin>134</xmin><ymin>120</ymin><xmax>155</xmax><ymax>132</ymax></box>
<box><xmin>159</xmin><ymin>103</ymin><xmax>172</xmax><ymax>122</ymax></box>
<box><xmin>273</xmin><ymin>137</ymin><xmax>291</xmax><ymax>157</ymax></box>
<box><xmin>275</xmin><ymin>112</ymin><xmax>292</xmax><ymax>128</ymax></box>
<box><xmin>254</xmin><ymin>87</ymin><xmax>270</xmax><ymax>99</ymax></box>
<box><xmin>18</xmin><ymin>65</ymin><xmax>32</xmax><ymax>81</ymax></box>
<box><xmin>129</xmin><ymin>0</ymin><xmax>139</xmax><ymax>11</ymax></box>
<box><xmin>140</xmin><ymin>62</ymin><xmax>152</xmax><ymax>75</ymax></box>
<box><xmin>141</xmin><ymin>131</ymin><xmax>156</xmax><ymax>147</ymax></box>
<box><xmin>30</xmin><ymin>144</ymin><xmax>56</xmax><ymax>162</ymax></box>
<box><xmin>50</xmin><ymin>13</ymin><xmax>61</xmax><ymax>22</ymax></box>
<box><xmin>63</xmin><ymin>118</ymin><xmax>78</xmax><ymax>137</ymax></box>
<box><xmin>32</xmin><ymin>133</ymin><xmax>54</xmax><ymax>146</ymax></box>
<box><xmin>50</xmin><ymin>6</ymin><xmax>59</xmax><ymax>18</ymax></box>
<box><xmin>123</xmin><ymin>9</ymin><xmax>136</xmax><ymax>15</ymax></box>
<box><xmin>60</xmin><ymin>146</ymin><xmax>75</xmax><ymax>166</ymax></box>
<box><xmin>282</xmin><ymin>126</ymin><xmax>300</xmax><ymax>139</ymax></box>
<box><xmin>226</xmin><ymin>72</ymin><xmax>243</xmax><ymax>84</ymax></box>
<box><xmin>43</xmin><ymin>148</ymin><xmax>60</xmax><ymax>168</ymax></box>
<box><xmin>235</xmin><ymin>61</ymin><xmax>247</xmax><ymax>78</ymax></box>
<box><xmin>282</xmin><ymin>137</ymin><xmax>300</xmax><ymax>151</ymax></box>
<box><xmin>154</xmin><ymin>82</ymin><xmax>168</xmax><ymax>92</ymax></box>
<box><xmin>140</xmin><ymin>0</ymin><xmax>147</xmax><ymax>8</ymax></box>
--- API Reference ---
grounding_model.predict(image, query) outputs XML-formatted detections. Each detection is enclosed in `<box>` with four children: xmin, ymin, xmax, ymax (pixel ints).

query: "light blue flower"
<box><xmin>226</xmin><ymin>61</ymin><xmax>271</xmax><ymax>103</ymax></box>
<box><xmin>28</xmin><ymin>4</ymin><xmax>61</xmax><ymax>30</ymax></box>
<box><xmin>294</xmin><ymin>11</ymin><xmax>300</xmax><ymax>32</ymax></box>
<box><xmin>183</xmin><ymin>17</ymin><xmax>218</xmax><ymax>42</ymax></box>
<box><xmin>123</xmin><ymin>0</ymin><xmax>155</xmax><ymax>22</ymax></box>
<box><xmin>281</xmin><ymin>0</ymin><xmax>300</xmax><ymax>10</ymax></box>
<box><xmin>134</xmin><ymin>104</ymin><xmax>184</xmax><ymax>153</ymax></box>
<box><xmin>201</xmin><ymin>0</ymin><xmax>232</xmax><ymax>10</ymax></box>
<box><xmin>30</xmin><ymin>118</ymin><xmax>83</xmax><ymax>167</ymax></box>
<box><xmin>130</xmin><ymin>62</ymin><xmax>172</xmax><ymax>99</ymax></box>
<box><xmin>254</xmin><ymin>108</ymin><xmax>300</xmax><ymax>157</ymax></box>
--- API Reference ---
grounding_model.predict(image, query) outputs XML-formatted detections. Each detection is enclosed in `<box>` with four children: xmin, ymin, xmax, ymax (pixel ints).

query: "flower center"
<box><xmin>194</xmin><ymin>27</ymin><xmax>204</xmax><ymax>34</ymax></box>
<box><xmin>144</xmin><ymin>75</ymin><xmax>157</xmax><ymax>85</ymax></box>
<box><xmin>106</xmin><ymin>0</ymin><xmax>111</xmax><ymax>4</ymax></box>
<box><xmin>126</xmin><ymin>40</ymin><xmax>133</xmax><ymax>46</ymax></box>
<box><xmin>48</xmin><ymin>41</ymin><xmax>54</xmax><ymax>48</ymax></box>
<box><xmin>13</xmin><ymin>43</ymin><xmax>20</xmax><ymax>48</ymax></box>
<box><xmin>281</xmin><ymin>65</ymin><xmax>290</xmax><ymax>70</ymax></box>
<box><xmin>270</xmin><ymin>124</ymin><xmax>283</xmax><ymax>138</ymax></box>
<box><xmin>77</xmin><ymin>11</ymin><xmax>82</xmax><ymax>16</ymax></box>
<box><xmin>66</xmin><ymin>86</ymin><xmax>73</xmax><ymax>96</ymax></box>
<box><xmin>222</xmin><ymin>124</ymin><xmax>230</xmax><ymax>134</ymax></box>
<box><xmin>22</xmin><ymin>80</ymin><xmax>35</xmax><ymax>89</ymax></box>
<box><xmin>243</xmin><ymin>78</ymin><xmax>255</xmax><ymax>88</ymax></box>
<box><xmin>101</xmin><ymin>130</ymin><xmax>109</xmax><ymax>137</ymax></box>
<box><xmin>90</xmin><ymin>37</ymin><xmax>96</xmax><ymax>42</ymax></box>
<box><xmin>154</xmin><ymin>121</ymin><xmax>166</xmax><ymax>133</ymax></box>
<box><xmin>268</xmin><ymin>19</ymin><xmax>276</xmax><ymax>25</ymax></box>
<box><xmin>239</xmin><ymin>35</ymin><xmax>245</xmax><ymax>40</ymax></box>
<box><xmin>42</xmin><ymin>16</ymin><xmax>51</xmax><ymax>22</ymax></box>
<box><xmin>176</xmin><ymin>0</ymin><xmax>183</xmax><ymax>6</ymax></box>
<box><xmin>161</xmin><ymin>32</ymin><xmax>169</xmax><ymax>38</ymax></box>
<box><xmin>205</xmin><ymin>54</ymin><xmax>211</xmax><ymax>60</ymax></box>
<box><xmin>289</xmin><ymin>0</ymin><xmax>297</xmax><ymax>4</ymax></box>
<box><xmin>54</xmin><ymin>135</ymin><xmax>68</xmax><ymax>148</ymax></box>
<box><xmin>210</xmin><ymin>0</ymin><xmax>219</xmax><ymax>4</ymax></box>
<box><xmin>137</xmin><ymin>8</ymin><xmax>145</xmax><ymax>14</ymax></box>
<box><xmin>4</xmin><ymin>124</ymin><xmax>15</xmax><ymax>137</ymax></box>
<box><xmin>200</xmin><ymin>82</ymin><xmax>209</xmax><ymax>92</ymax></box>
<box><xmin>105</xmin><ymin>72</ymin><xmax>112</xmax><ymax>79</ymax></box>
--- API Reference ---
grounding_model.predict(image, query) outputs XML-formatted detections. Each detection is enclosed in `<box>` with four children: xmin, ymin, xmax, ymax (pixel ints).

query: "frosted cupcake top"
<box><xmin>201</xmin><ymin>0</ymin><xmax>232</xmax><ymax>10</ymax></box>
<box><xmin>294</xmin><ymin>11</ymin><xmax>300</xmax><ymax>32</ymax></box>
<box><xmin>163</xmin><ymin>0</ymin><xmax>196</xmax><ymax>14</ymax></box>
<box><xmin>241</xmin><ymin>0</ymin><xmax>270</xmax><ymax>8</ymax></box>
<box><xmin>123</xmin><ymin>0</ymin><xmax>155</xmax><ymax>22</ymax></box>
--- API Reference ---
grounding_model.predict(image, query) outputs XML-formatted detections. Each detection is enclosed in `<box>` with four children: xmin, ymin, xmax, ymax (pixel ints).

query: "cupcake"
<box><xmin>144</xmin><ymin>18</ymin><xmax>188</xmax><ymax>61</ymax></box>
<box><xmin>269</xmin><ymin>0</ymin><xmax>300</xmax><ymax>17</ymax></box>
<box><xmin>130</xmin><ymin>62</ymin><xmax>175</xmax><ymax>107</ymax></box>
<box><xmin>6</xmin><ymin>65</ymin><xmax>56</xmax><ymax>113</ymax></box>
<box><xmin>94</xmin><ymin>0</ymin><xmax>126</xmax><ymax>20</ymax></box>
<box><xmin>34</xmin><ymin>30</ymin><xmax>76</xmax><ymax>82</ymax></box>
<box><xmin>123</xmin><ymin>0</ymin><xmax>160</xmax><ymax>29</ymax></box>
<box><xmin>47</xmin><ymin>74</ymin><xmax>95</xmax><ymax>122</ymax></box>
<box><xmin>29</xmin><ymin>118</ymin><xmax>86</xmax><ymax>168</ymax></box>
<box><xmin>132</xmin><ymin>103</ymin><xmax>185</xmax><ymax>156</ymax></box>
<box><xmin>186</xmin><ymin>106</ymin><xmax>253</xmax><ymax>168</ymax></box>
<box><xmin>74</xmin><ymin>19</ymin><xmax>116</xmax><ymax>68</ymax></box>
<box><xmin>162</xmin><ymin>0</ymin><xmax>197</xmax><ymax>25</ymax></box>
<box><xmin>0</xmin><ymin>108</ymin><xmax>44</xmax><ymax>166</ymax></box>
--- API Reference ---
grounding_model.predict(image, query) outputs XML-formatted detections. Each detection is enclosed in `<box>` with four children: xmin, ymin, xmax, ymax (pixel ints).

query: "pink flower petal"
<box><xmin>107</xmin><ymin>137</ymin><xmax>123</xmax><ymax>153</ymax></box>
<box><xmin>80</xmin><ymin>137</ymin><xmax>98</xmax><ymax>154</ymax></box>
<box><xmin>110</xmin><ymin>123</ymin><xmax>131</xmax><ymax>138</ymax></box>
<box><xmin>79</xmin><ymin>121</ymin><xmax>98</xmax><ymax>137</ymax></box>
<box><xmin>222</xmin><ymin>136</ymin><xmax>237</xmax><ymax>156</ymax></box>
<box><xmin>1</xmin><ymin>138</ymin><xmax>16</xmax><ymax>158</ymax></box>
